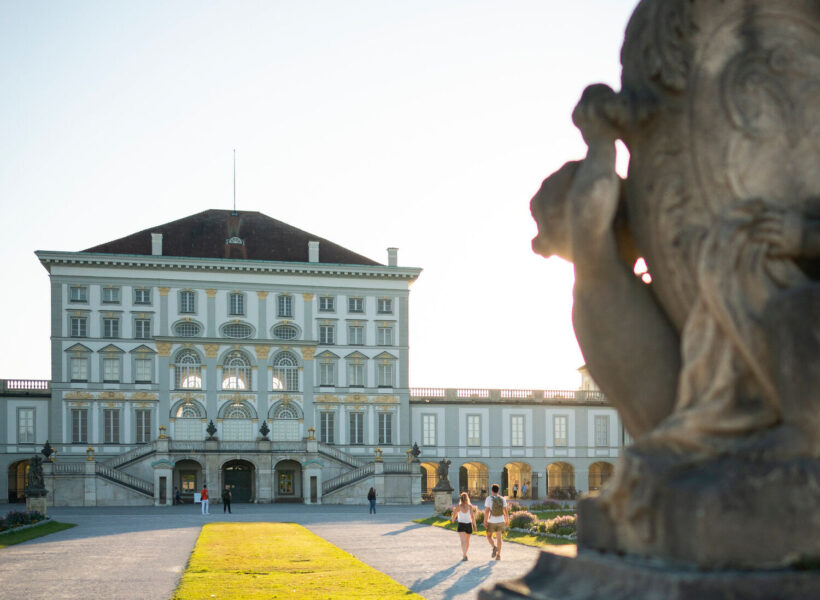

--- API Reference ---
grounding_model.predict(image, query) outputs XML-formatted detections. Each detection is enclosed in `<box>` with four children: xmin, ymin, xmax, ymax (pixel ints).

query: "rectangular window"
<box><xmin>134</xmin><ymin>288</ymin><xmax>151</xmax><ymax>304</ymax></box>
<box><xmin>17</xmin><ymin>408</ymin><xmax>35</xmax><ymax>444</ymax></box>
<box><xmin>511</xmin><ymin>415</ymin><xmax>525</xmax><ymax>447</ymax></box>
<box><xmin>467</xmin><ymin>415</ymin><xmax>481</xmax><ymax>446</ymax></box>
<box><xmin>318</xmin><ymin>296</ymin><xmax>335</xmax><ymax>312</ymax></box>
<box><xmin>70</xmin><ymin>357</ymin><xmax>88</xmax><ymax>382</ymax></box>
<box><xmin>319</xmin><ymin>324</ymin><xmax>335</xmax><ymax>345</ymax></box>
<box><xmin>72</xmin><ymin>408</ymin><xmax>88</xmax><ymax>443</ymax></box>
<box><xmin>135</xmin><ymin>409</ymin><xmax>151</xmax><ymax>443</ymax></box>
<box><xmin>103</xmin><ymin>317</ymin><xmax>120</xmax><ymax>338</ymax></box>
<box><xmin>553</xmin><ymin>415</ymin><xmax>568</xmax><ymax>447</ymax></box>
<box><xmin>70</xmin><ymin>316</ymin><xmax>88</xmax><ymax>337</ymax></box>
<box><xmin>348</xmin><ymin>325</ymin><xmax>364</xmax><ymax>345</ymax></box>
<box><xmin>377</xmin><ymin>298</ymin><xmax>393</xmax><ymax>314</ymax></box>
<box><xmin>320</xmin><ymin>411</ymin><xmax>335</xmax><ymax>444</ymax></box>
<box><xmin>103</xmin><ymin>358</ymin><xmax>120</xmax><ymax>382</ymax></box>
<box><xmin>69</xmin><ymin>285</ymin><xmax>88</xmax><ymax>303</ymax></box>
<box><xmin>134</xmin><ymin>318</ymin><xmax>151</xmax><ymax>339</ymax></box>
<box><xmin>378</xmin><ymin>412</ymin><xmax>393</xmax><ymax>445</ymax></box>
<box><xmin>102</xmin><ymin>286</ymin><xmax>121</xmax><ymax>304</ymax></box>
<box><xmin>349</xmin><ymin>412</ymin><xmax>364</xmax><ymax>445</ymax></box>
<box><xmin>104</xmin><ymin>409</ymin><xmax>120</xmax><ymax>443</ymax></box>
<box><xmin>229</xmin><ymin>292</ymin><xmax>245</xmax><ymax>315</ymax></box>
<box><xmin>422</xmin><ymin>414</ymin><xmax>436</xmax><ymax>446</ymax></box>
<box><xmin>595</xmin><ymin>415</ymin><xmax>609</xmax><ymax>447</ymax></box>
<box><xmin>347</xmin><ymin>362</ymin><xmax>365</xmax><ymax>387</ymax></box>
<box><xmin>376</xmin><ymin>362</ymin><xmax>394</xmax><ymax>387</ymax></box>
<box><xmin>135</xmin><ymin>358</ymin><xmax>152</xmax><ymax>383</ymax></box>
<box><xmin>179</xmin><ymin>290</ymin><xmax>195</xmax><ymax>313</ymax></box>
<box><xmin>277</xmin><ymin>295</ymin><xmax>293</xmax><ymax>317</ymax></box>
<box><xmin>348</xmin><ymin>297</ymin><xmax>364</xmax><ymax>313</ymax></box>
<box><xmin>376</xmin><ymin>326</ymin><xmax>393</xmax><ymax>346</ymax></box>
<box><xmin>319</xmin><ymin>361</ymin><xmax>335</xmax><ymax>386</ymax></box>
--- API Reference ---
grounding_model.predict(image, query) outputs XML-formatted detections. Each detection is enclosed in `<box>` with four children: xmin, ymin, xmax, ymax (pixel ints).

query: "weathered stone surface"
<box><xmin>501</xmin><ymin>0</ymin><xmax>820</xmax><ymax>596</ymax></box>
<box><xmin>478</xmin><ymin>551</ymin><xmax>820</xmax><ymax>600</ymax></box>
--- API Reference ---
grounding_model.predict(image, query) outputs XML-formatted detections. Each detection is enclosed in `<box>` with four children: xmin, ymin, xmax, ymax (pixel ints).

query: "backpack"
<box><xmin>490</xmin><ymin>495</ymin><xmax>504</xmax><ymax>517</ymax></box>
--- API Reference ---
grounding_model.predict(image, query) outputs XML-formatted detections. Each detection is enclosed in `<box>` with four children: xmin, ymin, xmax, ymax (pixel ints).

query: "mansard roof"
<box><xmin>82</xmin><ymin>209</ymin><xmax>381</xmax><ymax>266</ymax></box>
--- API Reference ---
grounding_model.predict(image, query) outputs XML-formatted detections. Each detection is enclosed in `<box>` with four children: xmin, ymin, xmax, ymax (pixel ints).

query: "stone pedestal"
<box><xmin>26</xmin><ymin>496</ymin><xmax>47</xmax><ymax>516</ymax></box>
<box><xmin>433</xmin><ymin>488</ymin><xmax>453</xmax><ymax>514</ymax></box>
<box><xmin>478</xmin><ymin>550</ymin><xmax>820</xmax><ymax>600</ymax></box>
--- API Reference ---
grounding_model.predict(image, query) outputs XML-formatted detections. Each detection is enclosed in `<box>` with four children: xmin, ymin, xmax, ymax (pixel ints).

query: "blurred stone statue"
<box><xmin>485</xmin><ymin>0</ymin><xmax>820</xmax><ymax>597</ymax></box>
<box><xmin>26</xmin><ymin>455</ymin><xmax>47</xmax><ymax>498</ymax></box>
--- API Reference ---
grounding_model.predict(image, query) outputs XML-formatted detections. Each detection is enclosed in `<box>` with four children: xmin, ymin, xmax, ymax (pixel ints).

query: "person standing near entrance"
<box><xmin>367</xmin><ymin>487</ymin><xmax>377</xmax><ymax>514</ymax></box>
<box><xmin>200</xmin><ymin>484</ymin><xmax>209</xmax><ymax>515</ymax></box>
<box><xmin>484</xmin><ymin>483</ymin><xmax>509</xmax><ymax>560</ymax></box>
<box><xmin>512</xmin><ymin>482</ymin><xmax>519</xmax><ymax>499</ymax></box>
<box><xmin>522</xmin><ymin>481</ymin><xmax>529</xmax><ymax>499</ymax></box>
<box><xmin>222</xmin><ymin>485</ymin><xmax>232</xmax><ymax>514</ymax></box>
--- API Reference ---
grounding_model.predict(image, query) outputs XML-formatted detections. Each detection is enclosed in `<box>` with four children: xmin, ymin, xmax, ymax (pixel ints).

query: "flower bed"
<box><xmin>0</xmin><ymin>510</ymin><xmax>47</xmax><ymax>533</ymax></box>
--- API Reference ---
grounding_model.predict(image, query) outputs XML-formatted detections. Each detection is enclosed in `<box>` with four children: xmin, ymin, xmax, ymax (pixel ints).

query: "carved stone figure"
<box><xmin>484</xmin><ymin>0</ymin><xmax>820</xmax><ymax>597</ymax></box>
<box><xmin>41</xmin><ymin>440</ymin><xmax>54</xmax><ymax>461</ymax></box>
<box><xmin>26</xmin><ymin>455</ymin><xmax>47</xmax><ymax>498</ymax></box>
<box><xmin>410</xmin><ymin>442</ymin><xmax>421</xmax><ymax>462</ymax></box>
<box><xmin>432</xmin><ymin>458</ymin><xmax>453</xmax><ymax>492</ymax></box>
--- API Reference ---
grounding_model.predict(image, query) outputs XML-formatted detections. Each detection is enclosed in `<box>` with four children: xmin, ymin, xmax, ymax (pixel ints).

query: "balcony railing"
<box><xmin>0</xmin><ymin>379</ymin><xmax>51</xmax><ymax>394</ymax></box>
<box><xmin>409</xmin><ymin>388</ymin><xmax>607</xmax><ymax>404</ymax></box>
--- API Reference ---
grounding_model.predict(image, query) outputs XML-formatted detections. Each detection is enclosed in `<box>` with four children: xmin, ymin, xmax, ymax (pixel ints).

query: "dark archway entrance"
<box><xmin>173</xmin><ymin>459</ymin><xmax>203</xmax><ymax>504</ymax></box>
<box><xmin>222</xmin><ymin>460</ymin><xmax>255</xmax><ymax>503</ymax></box>
<box><xmin>8</xmin><ymin>460</ymin><xmax>29</xmax><ymax>503</ymax></box>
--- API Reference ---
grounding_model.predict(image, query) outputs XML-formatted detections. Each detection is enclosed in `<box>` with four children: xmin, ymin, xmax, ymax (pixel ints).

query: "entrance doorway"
<box><xmin>274</xmin><ymin>459</ymin><xmax>302</xmax><ymax>502</ymax></box>
<box><xmin>223</xmin><ymin>460</ymin><xmax>255</xmax><ymax>503</ymax></box>
<box><xmin>173</xmin><ymin>459</ymin><xmax>203</xmax><ymax>504</ymax></box>
<box><xmin>7</xmin><ymin>460</ymin><xmax>29</xmax><ymax>503</ymax></box>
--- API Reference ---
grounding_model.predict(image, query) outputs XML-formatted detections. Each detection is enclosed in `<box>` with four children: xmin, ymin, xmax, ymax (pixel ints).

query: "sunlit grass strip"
<box><xmin>0</xmin><ymin>521</ymin><xmax>76</xmax><ymax>549</ymax></box>
<box><xmin>413</xmin><ymin>516</ymin><xmax>577</xmax><ymax>548</ymax></box>
<box><xmin>173</xmin><ymin>522</ymin><xmax>423</xmax><ymax>600</ymax></box>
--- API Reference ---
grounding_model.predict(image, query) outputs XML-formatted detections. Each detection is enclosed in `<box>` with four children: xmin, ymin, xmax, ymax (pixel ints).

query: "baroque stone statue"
<box><xmin>485</xmin><ymin>0</ymin><xmax>819</xmax><ymax>597</ymax></box>
<box><xmin>433</xmin><ymin>458</ymin><xmax>453</xmax><ymax>492</ymax></box>
<box><xmin>26</xmin><ymin>455</ymin><xmax>47</xmax><ymax>498</ymax></box>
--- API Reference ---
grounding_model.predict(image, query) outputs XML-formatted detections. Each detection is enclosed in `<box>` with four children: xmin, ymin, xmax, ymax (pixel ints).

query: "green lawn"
<box><xmin>413</xmin><ymin>516</ymin><xmax>577</xmax><ymax>549</ymax></box>
<box><xmin>173</xmin><ymin>522</ymin><xmax>424</xmax><ymax>600</ymax></box>
<box><xmin>0</xmin><ymin>521</ymin><xmax>76</xmax><ymax>549</ymax></box>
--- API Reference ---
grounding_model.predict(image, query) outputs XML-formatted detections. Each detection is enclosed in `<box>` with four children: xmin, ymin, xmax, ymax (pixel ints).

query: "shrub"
<box><xmin>441</xmin><ymin>507</ymin><xmax>453</xmax><ymax>517</ymax></box>
<box><xmin>546</xmin><ymin>514</ymin><xmax>577</xmax><ymax>537</ymax></box>
<box><xmin>530</xmin><ymin>500</ymin><xmax>562</xmax><ymax>511</ymax></box>
<box><xmin>0</xmin><ymin>510</ymin><xmax>46</xmax><ymax>532</ymax></box>
<box><xmin>475</xmin><ymin>511</ymin><xmax>485</xmax><ymax>527</ymax></box>
<box><xmin>547</xmin><ymin>486</ymin><xmax>578</xmax><ymax>500</ymax></box>
<box><xmin>537</xmin><ymin>521</ymin><xmax>547</xmax><ymax>533</ymax></box>
<box><xmin>509</xmin><ymin>511</ymin><xmax>538</xmax><ymax>530</ymax></box>
<box><xmin>506</xmin><ymin>501</ymin><xmax>524</xmax><ymax>514</ymax></box>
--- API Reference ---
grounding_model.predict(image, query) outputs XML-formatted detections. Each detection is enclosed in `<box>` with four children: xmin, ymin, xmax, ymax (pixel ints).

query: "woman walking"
<box><xmin>367</xmin><ymin>487</ymin><xmax>377</xmax><ymax>514</ymax></box>
<box><xmin>450</xmin><ymin>492</ymin><xmax>478</xmax><ymax>561</ymax></box>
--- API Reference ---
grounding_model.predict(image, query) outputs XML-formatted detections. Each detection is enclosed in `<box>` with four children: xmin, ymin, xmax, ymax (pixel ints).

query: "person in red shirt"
<box><xmin>200</xmin><ymin>484</ymin><xmax>209</xmax><ymax>515</ymax></box>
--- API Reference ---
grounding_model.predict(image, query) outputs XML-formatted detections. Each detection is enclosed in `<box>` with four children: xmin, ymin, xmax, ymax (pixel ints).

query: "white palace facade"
<box><xmin>1</xmin><ymin>209</ymin><xmax>624</xmax><ymax>506</ymax></box>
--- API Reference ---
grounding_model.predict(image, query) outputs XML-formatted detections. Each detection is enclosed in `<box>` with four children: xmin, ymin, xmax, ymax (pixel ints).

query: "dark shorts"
<box><xmin>457</xmin><ymin>522</ymin><xmax>473</xmax><ymax>534</ymax></box>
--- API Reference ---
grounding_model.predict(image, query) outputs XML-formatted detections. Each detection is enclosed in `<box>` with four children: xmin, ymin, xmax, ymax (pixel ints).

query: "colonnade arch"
<box><xmin>459</xmin><ymin>461</ymin><xmax>489</xmax><ymax>500</ymax></box>
<box><xmin>546</xmin><ymin>462</ymin><xmax>576</xmax><ymax>498</ymax></box>
<box><xmin>7</xmin><ymin>459</ymin><xmax>29</xmax><ymax>503</ymax></box>
<box><xmin>502</xmin><ymin>462</ymin><xmax>532</xmax><ymax>499</ymax></box>
<box><xmin>588</xmin><ymin>461</ymin><xmax>615</xmax><ymax>493</ymax></box>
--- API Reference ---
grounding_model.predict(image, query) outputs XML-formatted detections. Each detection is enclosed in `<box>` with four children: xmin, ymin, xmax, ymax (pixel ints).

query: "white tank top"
<box><xmin>456</xmin><ymin>505</ymin><xmax>473</xmax><ymax>523</ymax></box>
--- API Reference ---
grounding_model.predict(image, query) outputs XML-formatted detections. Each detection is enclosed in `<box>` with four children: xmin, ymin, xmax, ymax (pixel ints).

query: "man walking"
<box><xmin>200</xmin><ymin>483</ymin><xmax>209</xmax><ymax>515</ymax></box>
<box><xmin>484</xmin><ymin>483</ymin><xmax>509</xmax><ymax>560</ymax></box>
<box><xmin>222</xmin><ymin>485</ymin><xmax>232</xmax><ymax>514</ymax></box>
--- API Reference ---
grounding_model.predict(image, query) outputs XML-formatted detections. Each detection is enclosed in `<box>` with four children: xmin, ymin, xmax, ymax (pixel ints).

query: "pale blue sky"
<box><xmin>0</xmin><ymin>0</ymin><xmax>636</xmax><ymax>388</ymax></box>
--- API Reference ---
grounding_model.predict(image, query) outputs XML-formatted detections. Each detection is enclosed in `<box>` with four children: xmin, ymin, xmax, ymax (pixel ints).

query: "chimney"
<box><xmin>308</xmin><ymin>240</ymin><xmax>320</xmax><ymax>263</ymax></box>
<box><xmin>387</xmin><ymin>247</ymin><xmax>398</xmax><ymax>267</ymax></box>
<box><xmin>151</xmin><ymin>233</ymin><xmax>163</xmax><ymax>256</ymax></box>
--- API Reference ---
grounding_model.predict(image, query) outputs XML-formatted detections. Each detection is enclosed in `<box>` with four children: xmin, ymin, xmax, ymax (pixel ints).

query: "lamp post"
<box><xmin>307</xmin><ymin>426</ymin><xmax>316</xmax><ymax>440</ymax></box>
<box><xmin>86</xmin><ymin>446</ymin><xmax>95</xmax><ymax>461</ymax></box>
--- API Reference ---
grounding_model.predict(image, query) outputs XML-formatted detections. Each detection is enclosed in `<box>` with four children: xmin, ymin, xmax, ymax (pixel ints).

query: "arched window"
<box><xmin>175</xmin><ymin>351</ymin><xmax>202</xmax><ymax>389</ymax></box>
<box><xmin>174</xmin><ymin>401</ymin><xmax>202</xmax><ymax>440</ymax></box>
<box><xmin>271</xmin><ymin>403</ymin><xmax>300</xmax><ymax>441</ymax></box>
<box><xmin>272</xmin><ymin>352</ymin><xmax>299</xmax><ymax>391</ymax></box>
<box><xmin>222</xmin><ymin>403</ymin><xmax>253</xmax><ymax>441</ymax></box>
<box><xmin>222</xmin><ymin>351</ymin><xmax>251</xmax><ymax>390</ymax></box>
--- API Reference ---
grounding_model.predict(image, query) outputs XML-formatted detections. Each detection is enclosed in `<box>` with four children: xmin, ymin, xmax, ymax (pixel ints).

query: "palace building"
<box><xmin>1</xmin><ymin>209</ymin><xmax>624</xmax><ymax>506</ymax></box>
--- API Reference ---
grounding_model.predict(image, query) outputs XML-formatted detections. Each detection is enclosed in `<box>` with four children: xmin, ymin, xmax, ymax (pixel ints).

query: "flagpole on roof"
<box><xmin>233</xmin><ymin>148</ymin><xmax>237</xmax><ymax>214</ymax></box>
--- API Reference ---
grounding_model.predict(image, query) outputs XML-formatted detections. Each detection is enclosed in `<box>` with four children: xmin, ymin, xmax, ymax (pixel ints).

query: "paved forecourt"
<box><xmin>0</xmin><ymin>502</ymin><xmax>565</xmax><ymax>600</ymax></box>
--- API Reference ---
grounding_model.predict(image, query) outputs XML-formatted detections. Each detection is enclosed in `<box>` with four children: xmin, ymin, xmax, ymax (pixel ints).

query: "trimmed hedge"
<box><xmin>0</xmin><ymin>510</ymin><xmax>46</xmax><ymax>532</ymax></box>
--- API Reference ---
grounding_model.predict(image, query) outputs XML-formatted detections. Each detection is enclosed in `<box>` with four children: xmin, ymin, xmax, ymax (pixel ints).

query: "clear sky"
<box><xmin>0</xmin><ymin>0</ymin><xmax>637</xmax><ymax>389</ymax></box>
